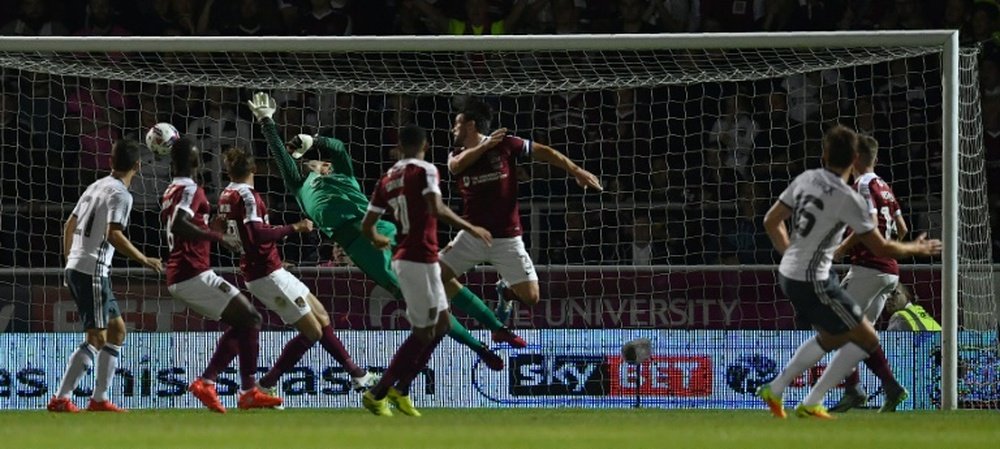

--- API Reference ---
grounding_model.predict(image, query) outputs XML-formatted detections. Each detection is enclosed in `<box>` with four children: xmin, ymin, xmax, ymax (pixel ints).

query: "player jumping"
<box><xmin>217</xmin><ymin>147</ymin><xmax>378</xmax><ymax>400</ymax></box>
<box><xmin>757</xmin><ymin>125</ymin><xmax>941</xmax><ymax>419</ymax></box>
<box><xmin>245</xmin><ymin>92</ymin><xmax>521</xmax><ymax>371</ymax></box>
<box><xmin>442</xmin><ymin>99</ymin><xmax>602</xmax><ymax>323</ymax></box>
<box><xmin>361</xmin><ymin>124</ymin><xmax>493</xmax><ymax>417</ymax></box>
<box><xmin>161</xmin><ymin>137</ymin><xmax>281</xmax><ymax>413</ymax></box>
<box><xmin>828</xmin><ymin>135</ymin><xmax>910</xmax><ymax>412</ymax></box>
<box><xmin>49</xmin><ymin>140</ymin><xmax>164</xmax><ymax>413</ymax></box>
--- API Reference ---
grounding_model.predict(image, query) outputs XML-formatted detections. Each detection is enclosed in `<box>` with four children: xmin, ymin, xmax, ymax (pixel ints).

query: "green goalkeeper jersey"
<box><xmin>262</xmin><ymin>118</ymin><xmax>370</xmax><ymax>239</ymax></box>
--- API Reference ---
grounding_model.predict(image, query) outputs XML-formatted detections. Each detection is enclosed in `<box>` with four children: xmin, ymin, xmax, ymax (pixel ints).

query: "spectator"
<box><xmin>885</xmin><ymin>283</ymin><xmax>942</xmax><ymax>331</ymax></box>
<box><xmin>707</xmin><ymin>94</ymin><xmax>759</xmax><ymax>181</ymax></box>
<box><xmin>0</xmin><ymin>0</ymin><xmax>68</xmax><ymax>35</ymax></box>
<box><xmin>648</xmin><ymin>0</ymin><xmax>701</xmax><ymax>32</ymax></box>
<box><xmin>618</xmin><ymin>214</ymin><xmax>672</xmax><ymax>265</ymax></box>
<box><xmin>615</xmin><ymin>0</ymin><xmax>661</xmax><ymax>33</ymax></box>
<box><xmin>65</xmin><ymin>78</ymin><xmax>133</xmax><ymax>183</ymax></box>
<box><xmin>295</xmin><ymin>0</ymin><xmax>354</xmax><ymax>35</ymax></box>
<box><xmin>941</xmin><ymin>0</ymin><xmax>976</xmax><ymax>45</ymax></box>
<box><xmin>197</xmin><ymin>0</ymin><xmax>283</xmax><ymax>36</ymax></box>
<box><xmin>969</xmin><ymin>1</ymin><xmax>1000</xmax><ymax>46</ymax></box>
<box><xmin>701</xmin><ymin>0</ymin><xmax>765</xmax><ymax>32</ymax></box>
<box><xmin>407</xmin><ymin>0</ymin><xmax>537</xmax><ymax>35</ymax></box>
<box><xmin>75</xmin><ymin>0</ymin><xmax>129</xmax><ymax>36</ymax></box>
<box><xmin>139</xmin><ymin>0</ymin><xmax>194</xmax><ymax>35</ymax></box>
<box><xmin>185</xmin><ymin>87</ymin><xmax>252</xmax><ymax>195</ymax></box>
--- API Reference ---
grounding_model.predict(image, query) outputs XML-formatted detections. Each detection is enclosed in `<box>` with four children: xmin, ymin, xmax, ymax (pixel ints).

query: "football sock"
<box><xmin>394</xmin><ymin>332</ymin><xmax>446</xmax><ymax>396</ymax></box>
<box><xmin>92</xmin><ymin>343</ymin><xmax>120</xmax><ymax>402</ymax></box>
<box><xmin>56</xmin><ymin>343</ymin><xmax>97</xmax><ymax>399</ymax></box>
<box><xmin>370</xmin><ymin>334</ymin><xmax>425</xmax><ymax>400</ymax></box>
<box><xmin>770</xmin><ymin>336</ymin><xmax>827</xmax><ymax>396</ymax></box>
<box><xmin>319</xmin><ymin>325</ymin><xmax>365</xmax><ymax>377</ymax></box>
<box><xmin>201</xmin><ymin>328</ymin><xmax>240</xmax><ymax>382</ymax></box>
<box><xmin>862</xmin><ymin>345</ymin><xmax>901</xmax><ymax>390</ymax></box>
<box><xmin>803</xmin><ymin>343</ymin><xmax>868</xmax><ymax>406</ymax></box>
<box><xmin>238</xmin><ymin>326</ymin><xmax>261</xmax><ymax>391</ymax></box>
<box><xmin>844</xmin><ymin>368</ymin><xmax>862</xmax><ymax>388</ymax></box>
<box><xmin>450</xmin><ymin>287</ymin><xmax>504</xmax><ymax>330</ymax></box>
<box><xmin>446</xmin><ymin>314</ymin><xmax>484</xmax><ymax>352</ymax></box>
<box><xmin>259</xmin><ymin>333</ymin><xmax>315</xmax><ymax>389</ymax></box>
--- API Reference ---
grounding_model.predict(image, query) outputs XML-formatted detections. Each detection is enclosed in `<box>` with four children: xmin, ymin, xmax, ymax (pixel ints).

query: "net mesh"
<box><xmin>0</xmin><ymin>40</ymin><xmax>994</xmax><ymax>409</ymax></box>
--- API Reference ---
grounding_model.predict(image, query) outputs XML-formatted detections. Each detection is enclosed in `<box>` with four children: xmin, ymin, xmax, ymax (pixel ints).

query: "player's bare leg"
<box><xmin>495</xmin><ymin>279</ymin><xmax>540</xmax><ymax>324</ymax></box>
<box><xmin>440</xmin><ymin>264</ymin><xmax>526</xmax><ymax>350</ymax></box>
<box><xmin>365</xmin><ymin>310</ymin><xmax>450</xmax><ymax>417</ymax></box>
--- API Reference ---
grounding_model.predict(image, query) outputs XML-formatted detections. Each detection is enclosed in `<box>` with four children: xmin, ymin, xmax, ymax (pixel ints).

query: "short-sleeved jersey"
<box><xmin>218</xmin><ymin>182</ymin><xmax>284</xmax><ymax>281</ymax></box>
<box><xmin>368</xmin><ymin>159</ymin><xmax>441</xmax><ymax>263</ymax></box>
<box><xmin>848</xmin><ymin>172</ymin><xmax>902</xmax><ymax>275</ymax></box>
<box><xmin>777</xmin><ymin>168</ymin><xmax>876</xmax><ymax>282</ymax></box>
<box><xmin>161</xmin><ymin>177</ymin><xmax>212</xmax><ymax>285</ymax></box>
<box><xmin>66</xmin><ymin>176</ymin><xmax>133</xmax><ymax>277</ymax></box>
<box><xmin>450</xmin><ymin>135</ymin><xmax>531</xmax><ymax>238</ymax></box>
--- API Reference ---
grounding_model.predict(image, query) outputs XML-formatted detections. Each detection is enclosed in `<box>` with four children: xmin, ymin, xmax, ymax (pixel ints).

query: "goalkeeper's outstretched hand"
<box><xmin>247</xmin><ymin>92</ymin><xmax>276</xmax><ymax>122</ymax></box>
<box><xmin>287</xmin><ymin>134</ymin><xmax>314</xmax><ymax>159</ymax></box>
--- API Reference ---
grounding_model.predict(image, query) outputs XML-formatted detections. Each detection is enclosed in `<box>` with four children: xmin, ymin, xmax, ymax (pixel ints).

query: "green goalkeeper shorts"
<box><xmin>335</xmin><ymin>220</ymin><xmax>402</xmax><ymax>299</ymax></box>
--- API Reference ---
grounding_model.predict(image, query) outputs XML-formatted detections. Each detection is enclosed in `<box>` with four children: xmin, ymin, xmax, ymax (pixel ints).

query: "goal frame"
<box><xmin>0</xmin><ymin>31</ymin><xmax>963</xmax><ymax>409</ymax></box>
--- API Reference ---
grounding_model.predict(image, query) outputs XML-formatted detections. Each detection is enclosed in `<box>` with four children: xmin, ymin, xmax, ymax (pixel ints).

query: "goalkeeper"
<box><xmin>246</xmin><ymin>92</ymin><xmax>523</xmax><ymax>370</ymax></box>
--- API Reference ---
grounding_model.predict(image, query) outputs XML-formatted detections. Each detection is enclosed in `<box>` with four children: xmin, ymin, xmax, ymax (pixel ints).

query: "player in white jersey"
<box><xmin>756</xmin><ymin>125</ymin><xmax>941</xmax><ymax>419</ymax></box>
<box><xmin>48</xmin><ymin>140</ymin><xmax>163</xmax><ymax>413</ymax></box>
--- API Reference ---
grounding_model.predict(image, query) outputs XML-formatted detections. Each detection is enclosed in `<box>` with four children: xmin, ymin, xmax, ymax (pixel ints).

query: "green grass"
<box><xmin>1</xmin><ymin>408</ymin><xmax>999</xmax><ymax>449</ymax></box>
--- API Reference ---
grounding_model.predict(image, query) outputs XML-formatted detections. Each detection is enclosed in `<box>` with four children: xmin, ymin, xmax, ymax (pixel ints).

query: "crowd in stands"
<box><xmin>0</xmin><ymin>0</ymin><xmax>998</xmax><ymax>268</ymax></box>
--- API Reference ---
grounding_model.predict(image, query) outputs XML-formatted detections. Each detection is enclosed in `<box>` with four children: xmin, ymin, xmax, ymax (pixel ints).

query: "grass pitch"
<box><xmin>1</xmin><ymin>408</ymin><xmax>998</xmax><ymax>449</ymax></box>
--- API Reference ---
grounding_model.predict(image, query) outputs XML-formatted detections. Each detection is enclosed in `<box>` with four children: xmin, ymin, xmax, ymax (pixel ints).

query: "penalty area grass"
<box><xmin>0</xmin><ymin>408</ymin><xmax>998</xmax><ymax>449</ymax></box>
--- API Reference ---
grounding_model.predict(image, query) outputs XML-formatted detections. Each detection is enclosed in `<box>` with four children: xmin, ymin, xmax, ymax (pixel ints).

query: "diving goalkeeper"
<box><xmin>246</xmin><ymin>93</ymin><xmax>523</xmax><ymax>371</ymax></box>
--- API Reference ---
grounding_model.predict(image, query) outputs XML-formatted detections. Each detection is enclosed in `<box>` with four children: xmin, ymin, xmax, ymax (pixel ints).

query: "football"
<box><xmin>145</xmin><ymin>122</ymin><xmax>180</xmax><ymax>156</ymax></box>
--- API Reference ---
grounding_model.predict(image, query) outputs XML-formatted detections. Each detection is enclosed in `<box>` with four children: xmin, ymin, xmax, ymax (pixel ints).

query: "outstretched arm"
<box><xmin>531</xmin><ymin>142</ymin><xmax>603</xmax><ymax>190</ymax></box>
<box><xmin>448</xmin><ymin>128</ymin><xmax>506</xmax><ymax>174</ymax></box>
<box><xmin>247</xmin><ymin>92</ymin><xmax>305</xmax><ymax>191</ymax></box>
<box><xmin>312</xmin><ymin>136</ymin><xmax>355</xmax><ymax>178</ymax></box>
<box><xmin>108</xmin><ymin>224</ymin><xmax>162</xmax><ymax>272</ymax></box>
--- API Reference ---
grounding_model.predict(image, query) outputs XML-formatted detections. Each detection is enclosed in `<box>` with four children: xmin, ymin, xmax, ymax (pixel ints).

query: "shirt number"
<box><xmin>388</xmin><ymin>196</ymin><xmax>411</xmax><ymax>234</ymax></box>
<box><xmin>794</xmin><ymin>193</ymin><xmax>825</xmax><ymax>238</ymax></box>
<box><xmin>880</xmin><ymin>206</ymin><xmax>898</xmax><ymax>240</ymax></box>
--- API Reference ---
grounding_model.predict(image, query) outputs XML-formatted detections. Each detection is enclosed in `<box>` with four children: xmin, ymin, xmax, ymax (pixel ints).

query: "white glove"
<box><xmin>246</xmin><ymin>91</ymin><xmax>276</xmax><ymax>122</ymax></box>
<box><xmin>288</xmin><ymin>134</ymin><xmax>314</xmax><ymax>159</ymax></box>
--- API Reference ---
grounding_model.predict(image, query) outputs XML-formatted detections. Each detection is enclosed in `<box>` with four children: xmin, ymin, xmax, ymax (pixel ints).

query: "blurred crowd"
<box><xmin>0</xmin><ymin>0</ymin><xmax>998</xmax><ymax>268</ymax></box>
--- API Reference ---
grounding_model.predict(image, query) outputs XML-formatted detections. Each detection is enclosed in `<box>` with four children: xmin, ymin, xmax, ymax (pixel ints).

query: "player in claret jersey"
<box><xmin>246</xmin><ymin>92</ymin><xmax>522</xmax><ymax>371</ymax></box>
<box><xmin>443</xmin><ymin>99</ymin><xmax>602</xmax><ymax>322</ymax></box>
<box><xmin>360</xmin><ymin>125</ymin><xmax>493</xmax><ymax>417</ymax></box>
<box><xmin>828</xmin><ymin>135</ymin><xmax>910</xmax><ymax>413</ymax></box>
<box><xmin>160</xmin><ymin>137</ymin><xmax>280</xmax><ymax>413</ymax></box>
<box><xmin>217</xmin><ymin>148</ymin><xmax>378</xmax><ymax>402</ymax></box>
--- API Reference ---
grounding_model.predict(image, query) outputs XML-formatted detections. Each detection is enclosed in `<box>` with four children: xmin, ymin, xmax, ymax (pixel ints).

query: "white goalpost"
<box><xmin>0</xmin><ymin>32</ymin><xmax>992</xmax><ymax>411</ymax></box>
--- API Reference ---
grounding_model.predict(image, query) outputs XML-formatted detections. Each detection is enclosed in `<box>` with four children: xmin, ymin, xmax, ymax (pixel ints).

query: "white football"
<box><xmin>145</xmin><ymin>122</ymin><xmax>180</xmax><ymax>156</ymax></box>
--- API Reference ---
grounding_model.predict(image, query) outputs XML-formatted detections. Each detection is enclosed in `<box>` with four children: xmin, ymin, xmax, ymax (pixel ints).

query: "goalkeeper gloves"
<box><xmin>287</xmin><ymin>134</ymin><xmax>314</xmax><ymax>159</ymax></box>
<box><xmin>246</xmin><ymin>91</ymin><xmax>276</xmax><ymax>122</ymax></box>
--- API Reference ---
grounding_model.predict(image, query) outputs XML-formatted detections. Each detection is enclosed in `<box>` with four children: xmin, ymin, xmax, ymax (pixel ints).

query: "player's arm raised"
<box><xmin>247</xmin><ymin>92</ymin><xmax>305</xmax><ymax>191</ymax></box>
<box><xmin>530</xmin><ymin>142</ymin><xmax>603</xmax><ymax>191</ymax></box>
<box><xmin>310</xmin><ymin>135</ymin><xmax>355</xmax><ymax>178</ymax></box>
<box><xmin>448</xmin><ymin>128</ymin><xmax>506</xmax><ymax>174</ymax></box>
<box><xmin>246</xmin><ymin>218</ymin><xmax>313</xmax><ymax>246</ymax></box>
<box><xmin>107</xmin><ymin>223</ymin><xmax>162</xmax><ymax>273</ymax></box>
<box><xmin>426</xmin><ymin>192</ymin><xmax>492</xmax><ymax>246</ymax></box>
<box><xmin>763</xmin><ymin>200</ymin><xmax>793</xmax><ymax>255</ymax></box>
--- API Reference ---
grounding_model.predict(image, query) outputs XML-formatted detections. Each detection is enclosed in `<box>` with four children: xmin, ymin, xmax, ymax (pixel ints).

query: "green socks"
<box><xmin>450</xmin><ymin>286</ymin><xmax>505</xmax><ymax>331</ymax></box>
<box><xmin>446</xmin><ymin>314</ymin><xmax>486</xmax><ymax>352</ymax></box>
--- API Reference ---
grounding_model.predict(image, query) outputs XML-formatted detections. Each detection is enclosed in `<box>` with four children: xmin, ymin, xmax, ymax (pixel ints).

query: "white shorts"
<box><xmin>392</xmin><ymin>259</ymin><xmax>449</xmax><ymax>328</ymax></box>
<box><xmin>246</xmin><ymin>268</ymin><xmax>312</xmax><ymax>325</ymax></box>
<box><xmin>841</xmin><ymin>265</ymin><xmax>899</xmax><ymax>322</ymax></box>
<box><xmin>167</xmin><ymin>270</ymin><xmax>240</xmax><ymax>321</ymax></box>
<box><xmin>439</xmin><ymin>232</ymin><xmax>538</xmax><ymax>286</ymax></box>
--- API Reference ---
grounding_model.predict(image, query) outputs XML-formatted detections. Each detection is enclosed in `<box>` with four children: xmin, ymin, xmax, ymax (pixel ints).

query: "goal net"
<box><xmin>0</xmin><ymin>35</ymin><xmax>993</xmax><ymax>410</ymax></box>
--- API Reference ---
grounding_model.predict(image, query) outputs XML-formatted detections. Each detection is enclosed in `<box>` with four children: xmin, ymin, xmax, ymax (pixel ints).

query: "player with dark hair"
<box><xmin>443</xmin><ymin>99</ymin><xmax>602</xmax><ymax>324</ymax></box>
<box><xmin>758</xmin><ymin>125</ymin><xmax>941</xmax><ymax>419</ymax></box>
<box><xmin>245</xmin><ymin>92</ymin><xmax>522</xmax><ymax>371</ymax></box>
<box><xmin>361</xmin><ymin>124</ymin><xmax>493</xmax><ymax>417</ymax></box>
<box><xmin>161</xmin><ymin>137</ymin><xmax>280</xmax><ymax>413</ymax></box>
<box><xmin>218</xmin><ymin>148</ymin><xmax>378</xmax><ymax>402</ymax></box>
<box><xmin>828</xmin><ymin>135</ymin><xmax>910</xmax><ymax>412</ymax></box>
<box><xmin>49</xmin><ymin>140</ymin><xmax>163</xmax><ymax>413</ymax></box>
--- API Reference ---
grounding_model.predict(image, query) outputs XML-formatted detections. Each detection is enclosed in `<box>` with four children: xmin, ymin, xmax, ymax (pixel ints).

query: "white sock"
<box><xmin>802</xmin><ymin>343</ymin><xmax>869</xmax><ymax>406</ymax></box>
<box><xmin>56</xmin><ymin>343</ymin><xmax>97</xmax><ymax>399</ymax></box>
<box><xmin>92</xmin><ymin>343</ymin><xmax>121</xmax><ymax>402</ymax></box>
<box><xmin>770</xmin><ymin>336</ymin><xmax>828</xmax><ymax>396</ymax></box>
